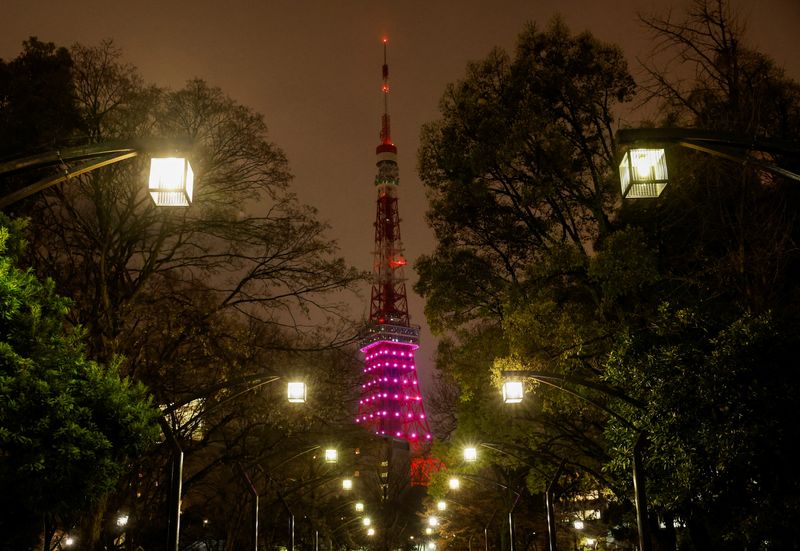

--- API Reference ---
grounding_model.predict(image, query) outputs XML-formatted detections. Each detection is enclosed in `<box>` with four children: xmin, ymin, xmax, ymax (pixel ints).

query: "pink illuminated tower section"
<box><xmin>357</xmin><ymin>38</ymin><xmax>432</xmax><ymax>451</ymax></box>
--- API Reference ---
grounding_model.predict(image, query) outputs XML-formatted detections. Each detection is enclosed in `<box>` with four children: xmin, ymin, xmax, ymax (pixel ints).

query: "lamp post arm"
<box><xmin>616</xmin><ymin>127</ymin><xmax>800</xmax><ymax>183</ymax></box>
<box><xmin>0</xmin><ymin>137</ymin><xmax>194</xmax><ymax>209</ymax></box>
<box><xmin>501</xmin><ymin>370</ymin><xmax>644</xmax><ymax>417</ymax></box>
<box><xmin>161</xmin><ymin>374</ymin><xmax>281</xmax><ymax>415</ymax></box>
<box><xmin>0</xmin><ymin>151</ymin><xmax>140</xmax><ymax>209</ymax></box>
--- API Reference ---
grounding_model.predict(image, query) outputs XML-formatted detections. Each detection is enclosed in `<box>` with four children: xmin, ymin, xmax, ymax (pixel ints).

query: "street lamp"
<box><xmin>324</xmin><ymin>448</ymin><xmax>338</xmax><ymax>463</ymax></box>
<box><xmin>499</xmin><ymin>369</ymin><xmax>649</xmax><ymax>551</ymax></box>
<box><xmin>448</xmin><ymin>477</ymin><xmax>461</xmax><ymax>490</ymax></box>
<box><xmin>287</xmin><ymin>381</ymin><xmax>307</xmax><ymax>403</ymax></box>
<box><xmin>437</xmin><ymin>500</ymin><xmax>447</xmax><ymax>511</ymax></box>
<box><xmin>354</xmin><ymin>501</ymin><xmax>365</xmax><ymax>512</ymax></box>
<box><xmin>0</xmin><ymin>138</ymin><xmax>195</xmax><ymax>209</ymax></box>
<box><xmin>616</xmin><ymin>127</ymin><xmax>800</xmax><ymax>199</ymax></box>
<box><xmin>148</xmin><ymin>157</ymin><xmax>194</xmax><ymax>206</ymax></box>
<box><xmin>159</xmin><ymin>374</ymin><xmax>310</xmax><ymax>551</ymax></box>
<box><xmin>342</xmin><ymin>478</ymin><xmax>353</xmax><ymax>491</ymax></box>
<box><xmin>463</xmin><ymin>446</ymin><xmax>478</xmax><ymax>463</ymax></box>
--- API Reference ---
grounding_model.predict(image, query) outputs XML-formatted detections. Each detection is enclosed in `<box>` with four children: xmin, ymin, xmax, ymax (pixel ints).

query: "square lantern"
<box><xmin>448</xmin><ymin>477</ymin><xmax>460</xmax><ymax>490</ymax></box>
<box><xmin>324</xmin><ymin>448</ymin><xmax>338</xmax><ymax>463</ymax></box>
<box><xmin>619</xmin><ymin>148</ymin><xmax>669</xmax><ymax>198</ymax></box>
<box><xmin>287</xmin><ymin>381</ymin><xmax>307</xmax><ymax>403</ymax></box>
<box><xmin>342</xmin><ymin>478</ymin><xmax>353</xmax><ymax>490</ymax></box>
<box><xmin>437</xmin><ymin>500</ymin><xmax>447</xmax><ymax>511</ymax></box>
<box><xmin>149</xmin><ymin>157</ymin><xmax>193</xmax><ymax>206</ymax></box>
<box><xmin>502</xmin><ymin>380</ymin><xmax>525</xmax><ymax>404</ymax></box>
<box><xmin>463</xmin><ymin>446</ymin><xmax>477</xmax><ymax>463</ymax></box>
<box><xmin>355</xmin><ymin>502</ymin><xmax>365</xmax><ymax>512</ymax></box>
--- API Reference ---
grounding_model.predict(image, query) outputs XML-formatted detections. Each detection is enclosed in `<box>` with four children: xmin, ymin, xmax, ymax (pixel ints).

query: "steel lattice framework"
<box><xmin>356</xmin><ymin>39</ymin><xmax>432</xmax><ymax>453</ymax></box>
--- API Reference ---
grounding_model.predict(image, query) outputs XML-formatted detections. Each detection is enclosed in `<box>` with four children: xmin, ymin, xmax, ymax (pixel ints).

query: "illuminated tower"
<box><xmin>357</xmin><ymin>39</ymin><xmax>432</xmax><ymax>453</ymax></box>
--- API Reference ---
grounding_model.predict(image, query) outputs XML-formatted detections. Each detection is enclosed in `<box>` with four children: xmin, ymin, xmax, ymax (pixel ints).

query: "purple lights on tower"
<box><xmin>357</xmin><ymin>38</ymin><xmax>432</xmax><ymax>449</ymax></box>
<box><xmin>357</xmin><ymin>341</ymin><xmax>431</xmax><ymax>443</ymax></box>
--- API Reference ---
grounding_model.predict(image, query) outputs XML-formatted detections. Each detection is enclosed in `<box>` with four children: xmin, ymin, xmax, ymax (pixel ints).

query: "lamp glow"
<box><xmin>367</xmin><ymin>527</ymin><xmax>375</xmax><ymax>536</ymax></box>
<box><xmin>502</xmin><ymin>380</ymin><xmax>524</xmax><ymax>404</ymax></box>
<box><xmin>324</xmin><ymin>448</ymin><xmax>338</xmax><ymax>463</ymax></box>
<box><xmin>342</xmin><ymin>478</ymin><xmax>353</xmax><ymax>490</ymax></box>
<box><xmin>428</xmin><ymin>516</ymin><xmax>439</xmax><ymax>527</ymax></box>
<box><xmin>149</xmin><ymin>157</ymin><xmax>193</xmax><ymax>206</ymax></box>
<box><xmin>463</xmin><ymin>446</ymin><xmax>477</xmax><ymax>462</ymax></box>
<box><xmin>573</xmin><ymin>520</ymin><xmax>585</xmax><ymax>530</ymax></box>
<box><xmin>437</xmin><ymin>500</ymin><xmax>446</xmax><ymax>511</ymax></box>
<box><xmin>448</xmin><ymin>477</ymin><xmax>460</xmax><ymax>490</ymax></box>
<box><xmin>355</xmin><ymin>501</ymin><xmax>365</xmax><ymax>512</ymax></box>
<box><xmin>287</xmin><ymin>381</ymin><xmax>307</xmax><ymax>403</ymax></box>
<box><xmin>619</xmin><ymin>148</ymin><xmax>668</xmax><ymax>198</ymax></box>
<box><xmin>363</xmin><ymin>517</ymin><xmax>371</xmax><ymax>526</ymax></box>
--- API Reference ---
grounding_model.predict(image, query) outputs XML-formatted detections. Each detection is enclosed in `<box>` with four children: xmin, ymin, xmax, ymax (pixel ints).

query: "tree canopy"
<box><xmin>0</xmin><ymin>215</ymin><xmax>159</xmax><ymax>550</ymax></box>
<box><xmin>417</xmin><ymin>3</ymin><xmax>800</xmax><ymax>549</ymax></box>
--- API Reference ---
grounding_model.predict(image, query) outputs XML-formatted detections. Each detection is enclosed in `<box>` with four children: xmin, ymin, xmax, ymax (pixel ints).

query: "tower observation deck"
<box><xmin>357</xmin><ymin>39</ymin><xmax>432</xmax><ymax>455</ymax></box>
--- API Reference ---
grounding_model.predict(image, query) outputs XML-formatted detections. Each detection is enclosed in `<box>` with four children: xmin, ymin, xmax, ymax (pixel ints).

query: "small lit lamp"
<box><xmin>428</xmin><ymin>517</ymin><xmax>439</xmax><ymax>527</ymax></box>
<box><xmin>148</xmin><ymin>157</ymin><xmax>193</xmax><ymax>206</ymax></box>
<box><xmin>287</xmin><ymin>381</ymin><xmax>307</xmax><ymax>403</ymax></box>
<box><xmin>437</xmin><ymin>500</ymin><xmax>446</xmax><ymax>511</ymax></box>
<box><xmin>425</xmin><ymin>528</ymin><xmax>433</xmax><ymax>535</ymax></box>
<box><xmin>116</xmin><ymin>514</ymin><xmax>129</xmax><ymax>527</ymax></box>
<box><xmin>367</xmin><ymin>528</ymin><xmax>375</xmax><ymax>536</ymax></box>
<box><xmin>502</xmin><ymin>380</ymin><xmax>524</xmax><ymax>404</ymax></box>
<box><xmin>619</xmin><ymin>147</ymin><xmax>669</xmax><ymax>198</ymax></box>
<box><xmin>463</xmin><ymin>446</ymin><xmax>477</xmax><ymax>462</ymax></box>
<box><xmin>355</xmin><ymin>501</ymin><xmax>365</xmax><ymax>512</ymax></box>
<box><xmin>324</xmin><ymin>448</ymin><xmax>338</xmax><ymax>463</ymax></box>
<box><xmin>573</xmin><ymin>520</ymin><xmax>585</xmax><ymax>530</ymax></box>
<box><xmin>363</xmin><ymin>517</ymin><xmax>371</xmax><ymax>527</ymax></box>
<box><xmin>448</xmin><ymin>477</ymin><xmax>460</xmax><ymax>490</ymax></box>
<box><xmin>342</xmin><ymin>478</ymin><xmax>353</xmax><ymax>490</ymax></box>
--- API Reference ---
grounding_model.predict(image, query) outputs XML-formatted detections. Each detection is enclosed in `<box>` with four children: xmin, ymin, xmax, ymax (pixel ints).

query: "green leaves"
<box><xmin>0</xmin><ymin>219</ymin><xmax>159</xmax><ymax>543</ymax></box>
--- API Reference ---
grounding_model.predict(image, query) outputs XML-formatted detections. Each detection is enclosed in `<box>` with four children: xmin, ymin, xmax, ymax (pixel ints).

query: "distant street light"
<box><xmin>287</xmin><ymin>381</ymin><xmax>307</xmax><ymax>403</ymax></box>
<box><xmin>463</xmin><ymin>446</ymin><xmax>478</xmax><ymax>463</ymax></box>
<box><xmin>448</xmin><ymin>477</ymin><xmax>460</xmax><ymax>490</ymax></box>
<box><xmin>501</xmin><ymin>380</ymin><xmax>524</xmax><ymax>404</ymax></box>
<box><xmin>499</xmin><ymin>369</ymin><xmax>649</xmax><ymax>551</ymax></box>
<box><xmin>355</xmin><ymin>501</ymin><xmax>365</xmax><ymax>512</ymax></box>
<box><xmin>324</xmin><ymin>448</ymin><xmax>338</xmax><ymax>463</ymax></box>
<box><xmin>437</xmin><ymin>500</ymin><xmax>447</xmax><ymax>511</ymax></box>
<box><xmin>363</xmin><ymin>517</ymin><xmax>371</xmax><ymax>527</ymax></box>
<box><xmin>342</xmin><ymin>478</ymin><xmax>353</xmax><ymax>491</ymax></box>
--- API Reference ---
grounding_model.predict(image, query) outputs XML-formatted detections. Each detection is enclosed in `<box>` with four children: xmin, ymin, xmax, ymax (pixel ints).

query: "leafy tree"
<box><xmin>0</xmin><ymin>215</ymin><xmax>159</xmax><ymax>550</ymax></box>
<box><xmin>417</xmin><ymin>3</ymin><xmax>800</xmax><ymax>549</ymax></box>
<box><xmin>416</xmin><ymin>17</ymin><xmax>639</xmax><ymax>548</ymax></box>
<box><xmin>1</xmin><ymin>38</ymin><xmax>365</xmax><ymax>549</ymax></box>
<box><xmin>0</xmin><ymin>37</ymin><xmax>82</xmax><ymax>158</ymax></box>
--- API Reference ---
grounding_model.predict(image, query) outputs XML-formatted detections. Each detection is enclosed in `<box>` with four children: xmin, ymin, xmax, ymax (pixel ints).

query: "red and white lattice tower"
<box><xmin>357</xmin><ymin>39</ymin><xmax>433</xmax><ymax>455</ymax></box>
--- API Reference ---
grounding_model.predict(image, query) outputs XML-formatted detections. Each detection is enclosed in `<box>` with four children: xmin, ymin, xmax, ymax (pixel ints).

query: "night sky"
<box><xmin>2</xmin><ymin>0</ymin><xmax>798</xmax><ymax>398</ymax></box>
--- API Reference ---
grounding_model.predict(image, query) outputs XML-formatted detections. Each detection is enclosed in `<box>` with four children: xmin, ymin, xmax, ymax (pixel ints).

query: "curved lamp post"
<box><xmin>160</xmin><ymin>375</ymin><xmax>308</xmax><ymax>551</ymax></box>
<box><xmin>616</xmin><ymin>127</ymin><xmax>800</xmax><ymax>199</ymax></box>
<box><xmin>500</xmin><ymin>370</ymin><xmax>650</xmax><ymax>551</ymax></box>
<box><xmin>463</xmin><ymin>443</ymin><xmax>562</xmax><ymax>551</ymax></box>
<box><xmin>0</xmin><ymin>138</ymin><xmax>194</xmax><ymax>208</ymax></box>
<box><xmin>448</xmin><ymin>471</ymin><xmax>522</xmax><ymax>551</ymax></box>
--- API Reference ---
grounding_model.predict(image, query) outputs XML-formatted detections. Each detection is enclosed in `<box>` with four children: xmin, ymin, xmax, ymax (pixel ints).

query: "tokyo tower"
<box><xmin>357</xmin><ymin>39</ymin><xmax>432</xmax><ymax>452</ymax></box>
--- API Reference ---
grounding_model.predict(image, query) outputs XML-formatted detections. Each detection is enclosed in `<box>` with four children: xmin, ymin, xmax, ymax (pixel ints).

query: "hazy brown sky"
<box><xmin>2</xmin><ymin>0</ymin><xmax>798</xmax><ymax>398</ymax></box>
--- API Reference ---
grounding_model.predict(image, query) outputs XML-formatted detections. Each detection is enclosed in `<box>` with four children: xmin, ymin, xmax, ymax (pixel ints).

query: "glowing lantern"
<box><xmin>149</xmin><ymin>157</ymin><xmax>193</xmax><ymax>206</ymax></box>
